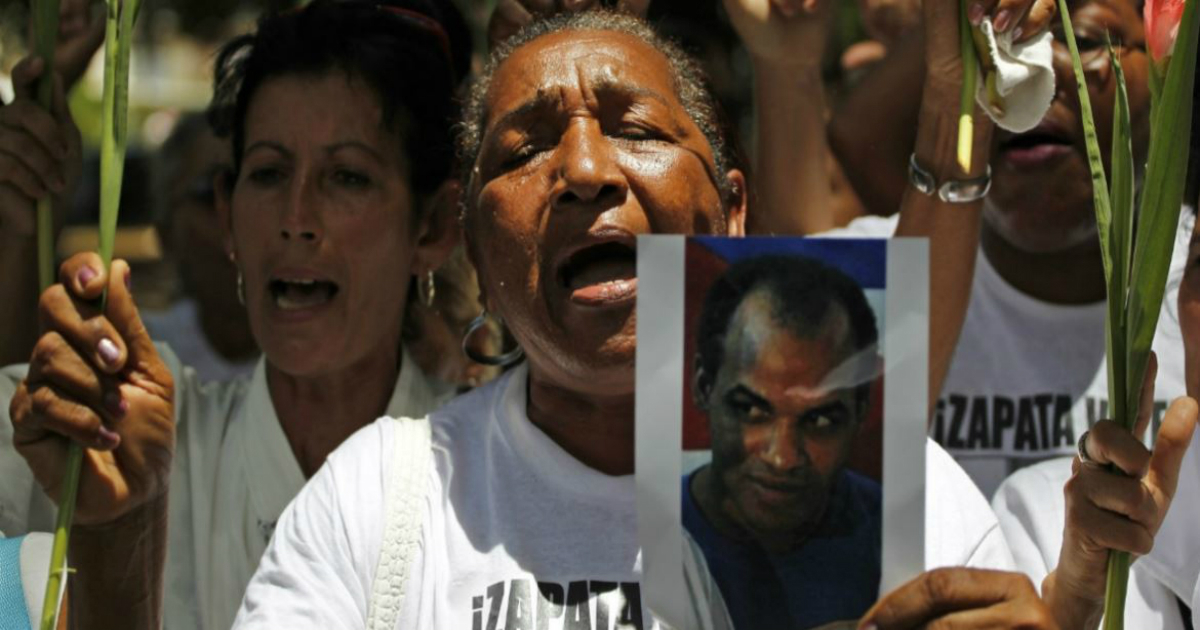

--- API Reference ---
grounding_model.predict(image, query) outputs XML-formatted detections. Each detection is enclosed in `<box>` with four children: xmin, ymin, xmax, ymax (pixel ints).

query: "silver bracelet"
<box><xmin>908</xmin><ymin>153</ymin><xmax>992</xmax><ymax>204</ymax></box>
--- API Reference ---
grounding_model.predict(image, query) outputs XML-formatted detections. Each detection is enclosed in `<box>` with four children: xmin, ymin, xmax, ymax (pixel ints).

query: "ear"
<box><xmin>412</xmin><ymin>179</ymin><xmax>464</xmax><ymax>278</ymax></box>
<box><xmin>214</xmin><ymin>168</ymin><xmax>236</xmax><ymax>259</ymax></box>
<box><xmin>692</xmin><ymin>354</ymin><xmax>714</xmax><ymax>409</ymax></box>
<box><xmin>724</xmin><ymin>168</ymin><xmax>748</xmax><ymax>238</ymax></box>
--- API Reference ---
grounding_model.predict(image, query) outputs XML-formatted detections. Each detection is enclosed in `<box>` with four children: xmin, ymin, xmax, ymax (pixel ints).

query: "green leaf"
<box><xmin>1056</xmin><ymin>0</ymin><xmax>1114</xmax><ymax>286</ymax></box>
<box><xmin>1126</xmin><ymin>0</ymin><xmax>1200</xmax><ymax>428</ymax></box>
<box><xmin>1106</xmin><ymin>36</ymin><xmax>1134</xmax><ymax>434</ymax></box>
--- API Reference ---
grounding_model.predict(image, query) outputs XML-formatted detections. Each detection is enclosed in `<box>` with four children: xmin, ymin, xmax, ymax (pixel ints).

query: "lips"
<box><xmin>999</xmin><ymin>120</ymin><xmax>1076</xmax><ymax>168</ymax></box>
<box><xmin>268</xmin><ymin>274</ymin><xmax>340</xmax><ymax>311</ymax></box>
<box><xmin>554</xmin><ymin>233</ymin><xmax>638</xmax><ymax>307</ymax></box>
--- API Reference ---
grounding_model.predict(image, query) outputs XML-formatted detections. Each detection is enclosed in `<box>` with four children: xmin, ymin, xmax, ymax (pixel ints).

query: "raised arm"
<box><xmin>0</xmin><ymin>56</ymin><xmax>82</xmax><ymax>366</ymax></box>
<box><xmin>724</xmin><ymin>0</ymin><xmax>838</xmax><ymax>235</ymax></box>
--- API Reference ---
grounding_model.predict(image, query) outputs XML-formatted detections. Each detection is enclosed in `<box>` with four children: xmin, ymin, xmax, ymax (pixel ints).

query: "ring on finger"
<box><xmin>1077</xmin><ymin>430</ymin><xmax>1096</xmax><ymax>465</ymax></box>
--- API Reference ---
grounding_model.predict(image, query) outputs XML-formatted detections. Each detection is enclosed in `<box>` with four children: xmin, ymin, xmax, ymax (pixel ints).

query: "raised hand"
<box><xmin>923</xmin><ymin>0</ymin><xmax>1057</xmax><ymax>86</ymax></box>
<box><xmin>723</xmin><ymin>0</ymin><xmax>837</xmax><ymax>67</ymax></box>
<box><xmin>1043</xmin><ymin>354</ymin><xmax>1199</xmax><ymax>628</ymax></box>
<box><xmin>50</xmin><ymin>0</ymin><xmax>107</xmax><ymax>91</ymax></box>
<box><xmin>488</xmin><ymin>0</ymin><xmax>650</xmax><ymax>48</ymax></box>
<box><xmin>0</xmin><ymin>55</ymin><xmax>81</xmax><ymax>238</ymax></box>
<box><xmin>861</xmin><ymin>567</ymin><xmax>1059</xmax><ymax>629</ymax></box>
<box><xmin>10</xmin><ymin>253</ymin><xmax>175</xmax><ymax>526</ymax></box>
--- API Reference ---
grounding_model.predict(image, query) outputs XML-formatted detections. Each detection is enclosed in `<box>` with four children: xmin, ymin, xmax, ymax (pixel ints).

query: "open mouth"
<box><xmin>269</xmin><ymin>277</ymin><xmax>340</xmax><ymax>311</ymax></box>
<box><xmin>557</xmin><ymin>241</ymin><xmax>638</xmax><ymax>306</ymax></box>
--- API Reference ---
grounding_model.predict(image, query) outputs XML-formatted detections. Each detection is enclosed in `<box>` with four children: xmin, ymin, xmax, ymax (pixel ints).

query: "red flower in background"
<box><xmin>1145</xmin><ymin>0</ymin><xmax>1186</xmax><ymax>61</ymax></box>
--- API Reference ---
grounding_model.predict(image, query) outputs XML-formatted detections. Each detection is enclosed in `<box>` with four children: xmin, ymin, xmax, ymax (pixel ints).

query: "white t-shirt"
<box><xmin>993</xmin><ymin>456</ymin><xmax>1199</xmax><ymax>629</ymax></box>
<box><xmin>235</xmin><ymin>365</ymin><xmax>1013</xmax><ymax>630</ymax></box>
<box><xmin>824</xmin><ymin>212</ymin><xmax>1193</xmax><ymax>498</ymax></box>
<box><xmin>0</xmin><ymin>346</ymin><xmax>448</xmax><ymax>630</ymax></box>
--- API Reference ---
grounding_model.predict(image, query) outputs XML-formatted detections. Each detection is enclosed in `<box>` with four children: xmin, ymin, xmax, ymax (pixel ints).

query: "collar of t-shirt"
<box><xmin>494</xmin><ymin>363</ymin><xmax>635</xmax><ymax>505</ymax></box>
<box><xmin>239</xmin><ymin>348</ymin><xmax>448</xmax><ymax>525</ymax></box>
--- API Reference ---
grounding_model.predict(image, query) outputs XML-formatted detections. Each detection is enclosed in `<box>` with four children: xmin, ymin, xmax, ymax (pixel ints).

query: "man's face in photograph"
<box><xmin>700</xmin><ymin>289</ymin><xmax>865</xmax><ymax>545</ymax></box>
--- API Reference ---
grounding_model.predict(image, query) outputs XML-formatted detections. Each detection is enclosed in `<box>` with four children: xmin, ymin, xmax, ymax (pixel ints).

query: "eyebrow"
<box><xmin>488</xmin><ymin>78</ymin><xmax>676</xmax><ymax>136</ymax></box>
<box><xmin>724</xmin><ymin>384</ymin><xmax>772</xmax><ymax>412</ymax></box>
<box><xmin>489</xmin><ymin>90</ymin><xmax>560</xmax><ymax>138</ymax></box>
<box><xmin>242</xmin><ymin>140</ymin><xmax>387</xmax><ymax>164</ymax></box>
<box><xmin>590</xmin><ymin>77</ymin><xmax>673</xmax><ymax>111</ymax></box>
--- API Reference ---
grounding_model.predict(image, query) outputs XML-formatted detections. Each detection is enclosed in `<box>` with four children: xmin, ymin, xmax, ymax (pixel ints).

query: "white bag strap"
<box><xmin>366</xmin><ymin>417</ymin><xmax>432</xmax><ymax>630</ymax></box>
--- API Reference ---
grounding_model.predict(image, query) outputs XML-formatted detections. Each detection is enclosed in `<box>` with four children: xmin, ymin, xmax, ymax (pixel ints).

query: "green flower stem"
<box><xmin>957</xmin><ymin>0</ymin><xmax>979</xmax><ymax>173</ymax></box>
<box><xmin>39</xmin><ymin>1</ymin><xmax>139</xmax><ymax>628</ymax></box>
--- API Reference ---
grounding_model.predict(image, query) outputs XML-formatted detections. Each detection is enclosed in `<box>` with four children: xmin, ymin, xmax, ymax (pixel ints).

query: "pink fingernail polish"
<box><xmin>125</xmin><ymin>269</ymin><xmax>132</xmax><ymax>291</ymax></box>
<box><xmin>1012</xmin><ymin>26</ymin><xmax>1024</xmax><ymax>40</ymax></box>
<box><xmin>98</xmin><ymin>338</ymin><xmax>120</xmax><ymax>365</ymax></box>
<box><xmin>77</xmin><ymin>265</ymin><xmax>97</xmax><ymax>287</ymax></box>
<box><xmin>994</xmin><ymin>9</ymin><xmax>1012</xmax><ymax>31</ymax></box>
<box><xmin>969</xmin><ymin>2</ymin><xmax>985</xmax><ymax>24</ymax></box>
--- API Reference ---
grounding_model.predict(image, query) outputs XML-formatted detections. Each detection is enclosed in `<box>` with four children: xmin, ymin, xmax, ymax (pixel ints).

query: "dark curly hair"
<box><xmin>696</xmin><ymin>254</ymin><xmax>879</xmax><ymax>403</ymax></box>
<box><xmin>208</xmin><ymin>0</ymin><xmax>471</xmax><ymax>200</ymax></box>
<box><xmin>456</xmin><ymin>10</ymin><xmax>744</xmax><ymax>214</ymax></box>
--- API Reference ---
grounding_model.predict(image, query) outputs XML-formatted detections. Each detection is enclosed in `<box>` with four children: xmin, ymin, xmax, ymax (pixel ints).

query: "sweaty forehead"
<box><xmin>485</xmin><ymin>29</ymin><xmax>683</xmax><ymax>124</ymax></box>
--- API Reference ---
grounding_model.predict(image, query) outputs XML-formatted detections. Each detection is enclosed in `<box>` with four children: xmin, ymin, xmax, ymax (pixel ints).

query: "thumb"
<box><xmin>103</xmin><ymin>259</ymin><xmax>157</xmax><ymax>371</ymax></box>
<box><xmin>1146</xmin><ymin>396</ymin><xmax>1199</xmax><ymax>506</ymax></box>
<box><xmin>11</xmin><ymin>56</ymin><xmax>47</xmax><ymax>102</ymax></box>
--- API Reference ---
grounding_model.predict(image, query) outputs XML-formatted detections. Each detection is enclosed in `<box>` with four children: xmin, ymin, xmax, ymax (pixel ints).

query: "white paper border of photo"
<box><xmin>636</xmin><ymin>235</ymin><xmax>929</xmax><ymax>628</ymax></box>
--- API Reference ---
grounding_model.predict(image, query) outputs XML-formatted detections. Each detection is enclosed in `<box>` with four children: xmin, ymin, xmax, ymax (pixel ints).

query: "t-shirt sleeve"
<box><xmin>990</xmin><ymin>459</ymin><xmax>1072</xmax><ymax>592</ymax></box>
<box><xmin>233</xmin><ymin>421</ymin><xmax>392</xmax><ymax>629</ymax></box>
<box><xmin>924</xmin><ymin>439</ymin><xmax>1015</xmax><ymax>572</ymax></box>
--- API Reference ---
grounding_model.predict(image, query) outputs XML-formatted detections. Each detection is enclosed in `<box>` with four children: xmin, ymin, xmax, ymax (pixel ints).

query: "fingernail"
<box><xmin>1012</xmin><ymin>26</ymin><xmax>1024</xmax><ymax>40</ymax></box>
<box><xmin>968</xmin><ymin>2</ymin><xmax>985</xmax><ymax>24</ymax></box>
<box><xmin>104</xmin><ymin>390</ymin><xmax>126</xmax><ymax>417</ymax></box>
<box><xmin>778</xmin><ymin>2</ymin><xmax>798</xmax><ymax>17</ymax></box>
<box><xmin>124</xmin><ymin>269</ymin><xmax>132</xmax><ymax>291</ymax></box>
<box><xmin>994</xmin><ymin>9</ymin><xmax>1013</xmax><ymax>31</ymax></box>
<box><xmin>98</xmin><ymin>338</ymin><xmax>120</xmax><ymax>366</ymax></box>
<box><xmin>77</xmin><ymin>265</ymin><xmax>97</xmax><ymax>287</ymax></box>
<box><xmin>96</xmin><ymin>426</ymin><xmax>120</xmax><ymax>449</ymax></box>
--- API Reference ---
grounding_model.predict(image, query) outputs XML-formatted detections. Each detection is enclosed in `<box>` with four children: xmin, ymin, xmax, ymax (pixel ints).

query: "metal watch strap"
<box><xmin>908</xmin><ymin>153</ymin><xmax>992</xmax><ymax>204</ymax></box>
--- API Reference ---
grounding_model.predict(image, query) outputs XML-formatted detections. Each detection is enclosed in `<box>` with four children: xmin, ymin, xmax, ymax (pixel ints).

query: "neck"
<box><xmin>197</xmin><ymin>303</ymin><xmax>258</xmax><ymax>362</ymax></box>
<box><xmin>525</xmin><ymin>365</ymin><xmax>636</xmax><ymax>476</ymax></box>
<box><xmin>268</xmin><ymin>348</ymin><xmax>401</xmax><ymax>478</ymax></box>
<box><xmin>980</xmin><ymin>222</ymin><xmax>1106</xmax><ymax>305</ymax></box>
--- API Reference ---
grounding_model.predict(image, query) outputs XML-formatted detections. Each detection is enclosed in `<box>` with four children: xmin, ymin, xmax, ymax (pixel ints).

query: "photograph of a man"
<box><xmin>681</xmin><ymin>254</ymin><xmax>882</xmax><ymax>630</ymax></box>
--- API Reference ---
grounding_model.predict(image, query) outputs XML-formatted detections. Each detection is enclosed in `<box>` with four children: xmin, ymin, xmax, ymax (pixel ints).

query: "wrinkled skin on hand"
<box><xmin>10</xmin><ymin>254</ymin><xmax>175</xmax><ymax>526</ymax></box>
<box><xmin>862</xmin><ymin>567</ymin><xmax>1060</xmax><ymax>629</ymax></box>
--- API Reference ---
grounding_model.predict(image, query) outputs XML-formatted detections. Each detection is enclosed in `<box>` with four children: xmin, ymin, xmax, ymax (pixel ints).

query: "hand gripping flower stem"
<box><xmin>1055</xmin><ymin>0</ymin><xmax>1199</xmax><ymax>625</ymax></box>
<box><xmin>38</xmin><ymin>1</ymin><xmax>140</xmax><ymax>628</ymax></box>
<box><xmin>30</xmin><ymin>0</ymin><xmax>65</xmax><ymax>627</ymax></box>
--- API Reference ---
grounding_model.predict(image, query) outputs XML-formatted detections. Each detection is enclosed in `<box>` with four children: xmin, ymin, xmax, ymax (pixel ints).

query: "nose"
<box><xmin>550</xmin><ymin>120</ymin><xmax>627</xmax><ymax>211</ymax></box>
<box><xmin>280</xmin><ymin>174</ymin><xmax>322</xmax><ymax>243</ymax></box>
<box><xmin>760</xmin><ymin>418</ymin><xmax>808</xmax><ymax>473</ymax></box>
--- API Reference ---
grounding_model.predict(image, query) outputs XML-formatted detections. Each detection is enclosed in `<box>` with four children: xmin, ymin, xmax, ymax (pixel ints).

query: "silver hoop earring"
<box><xmin>236</xmin><ymin>270</ymin><xmax>246</xmax><ymax>306</ymax></box>
<box><xmin>462</xmin><ymin>310</ymin><xmax>523</xmax><ymax>367</ymax></box>
<box><xmin>417</xmin><ymin>270</ymin><xmax>436</xmax><ymax>307</ymax></box>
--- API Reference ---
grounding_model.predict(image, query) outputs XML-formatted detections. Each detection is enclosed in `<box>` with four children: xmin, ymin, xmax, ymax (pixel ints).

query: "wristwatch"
<box><xmin>908</xmin><ymin>153</ymin><xmax>992</xmax><ymax>203</ymax></box>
